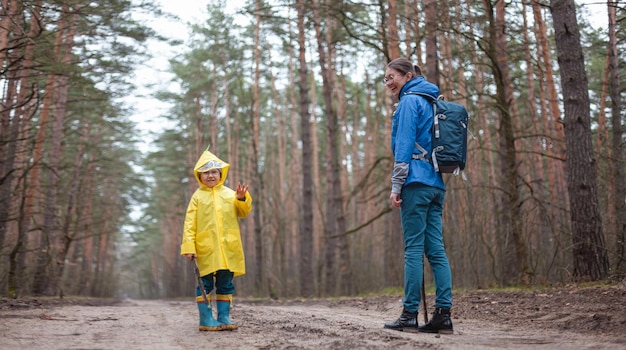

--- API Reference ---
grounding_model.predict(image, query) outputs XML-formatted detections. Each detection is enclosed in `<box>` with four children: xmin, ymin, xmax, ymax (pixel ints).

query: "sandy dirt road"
<box><xmin>1</xmin><ymin>287</ymin><xmax>625</xmax><ymax>350</ymax></box>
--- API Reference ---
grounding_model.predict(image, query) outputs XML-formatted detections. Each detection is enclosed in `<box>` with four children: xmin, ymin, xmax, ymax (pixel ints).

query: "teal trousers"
<box><xmin>400</xmin><ymin>182</ymin><xmax>452</xmax><ymax>312</ymax></box>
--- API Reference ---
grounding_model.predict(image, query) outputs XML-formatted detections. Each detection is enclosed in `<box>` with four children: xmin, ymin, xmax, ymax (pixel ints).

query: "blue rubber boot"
<box><xmin>196</xmin><ymin>296</ymin><xmax>223</xmax><ymax>331</ymax></box>
<box><xmin>216</xmin><ymin>294</ymin><xmax>238</xmax><ymax>330</ymax></box>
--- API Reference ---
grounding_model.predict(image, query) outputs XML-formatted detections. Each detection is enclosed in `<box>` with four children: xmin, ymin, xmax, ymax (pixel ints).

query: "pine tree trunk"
<box><xmin>296</xmin><ymin>0</ymin><xmax>315</xmax><ymax>298</ymax></box>
<box><xmin>286</xmin><ymin>26</ymin><xmax>304</xmax><ymax>295</ymax></box>
<box><xmin>45</xmin><ymin>8</ymin><xmax>78</xmax><ymax>296</ymax></box>
<box><xmin>80</xmin><ymin>125</ymin><xmax>99</xmax><ymax>295</ymax></box>
<box><xmin>252</xmin><ymin>0</ymin><xmax>265</xmax><ymax>296</ymax></box>
<box><xmin>1</xmin><ymin>0</ymin><xmax>27</xmax><ymax>296</ymax></box>
<box><xmin>549</xmin><ymin>0</ymin><xmax>609</xmax><ymax>281</ymax></box>
<box><xmin>533</xmin><ymin>2</ymin><xmax>569</xmax><ymax>234</ymax></box>
<box><xmin>31</xmin><ymin>9</ymin><xmax>68</xmax><ymax>295</ymax></box>
<box><xmin>607</xmin><ymin>1</ymin><xmax>626</xmax><ymax>274</ymax></box>
<box><xmin>387</xmin><ymin>0</ymin><xmax>400</xmax><ymax>59</ymax></box>
<box><xmin>424</xmin><ymin>0</ymin><xmax>439</xmax><ymax>85</ymax></box>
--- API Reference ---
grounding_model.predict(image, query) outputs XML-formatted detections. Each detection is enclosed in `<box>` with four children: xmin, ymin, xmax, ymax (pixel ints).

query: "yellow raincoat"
<box><xmin>180</xmin><ymin>150</ymin><xmax>252</xmax><ymax>277</ymax></box>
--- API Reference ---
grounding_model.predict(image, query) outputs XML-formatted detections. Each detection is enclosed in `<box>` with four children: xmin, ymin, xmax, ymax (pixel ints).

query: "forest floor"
<box><xmin>1</xmin><ymin>284</ymin><xmax>625</xmax><ymax>350</ymax></box>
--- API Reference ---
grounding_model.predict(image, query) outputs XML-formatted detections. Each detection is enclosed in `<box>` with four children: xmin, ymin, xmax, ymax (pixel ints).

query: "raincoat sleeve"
<box><xmin>180</xmin><ymin>195</ymin><xmax>198</xmax><ymax>255</ymax></box>
<box><xmin>234</xmin><ymin>192</ymin><xmax>253</xmax><ymax>218</ymax></box>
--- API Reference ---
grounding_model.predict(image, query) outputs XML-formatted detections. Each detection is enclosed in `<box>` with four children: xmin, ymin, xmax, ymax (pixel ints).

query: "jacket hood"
<box><xmin>193</xmin><ymin>149</ymin><xmax>230</xmax><ymax>188</ymax></box>
<box><xmin>400</xmin><ymin>76</ymin><xmax>439</xmax><ymax>99</ymax></box>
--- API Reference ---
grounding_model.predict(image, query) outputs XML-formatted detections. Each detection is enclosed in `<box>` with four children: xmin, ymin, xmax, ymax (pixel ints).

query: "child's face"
<box><xmin>200</xmin><ymin>169</ymin><xmax>221</xmax><ymax>188</ymax></box>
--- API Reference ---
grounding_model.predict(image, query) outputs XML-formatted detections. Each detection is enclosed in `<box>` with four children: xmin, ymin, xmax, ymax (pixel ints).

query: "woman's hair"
<box><xmin>387</xmin><ymin>57</ymin><xmax>422</xmax><ymax>78</ymax></box>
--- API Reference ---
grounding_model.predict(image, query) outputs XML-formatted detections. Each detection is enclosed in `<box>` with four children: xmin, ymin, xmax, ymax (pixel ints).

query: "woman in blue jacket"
<box><xmin>382</xmin><ymin>58</ymin><xmax>453</xmax><ymax>334</ymax></box>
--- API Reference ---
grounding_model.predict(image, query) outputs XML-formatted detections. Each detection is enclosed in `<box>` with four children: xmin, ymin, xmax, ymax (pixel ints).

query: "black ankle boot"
<box><xmin>418</xmin><ymin>307</ymin><xmax>453</xmax><ymax>334</ymax></box>
<box><xmin>384</xmin><ymin>308</ymin><xmax>418</xmax><ymax>332</ymax></box>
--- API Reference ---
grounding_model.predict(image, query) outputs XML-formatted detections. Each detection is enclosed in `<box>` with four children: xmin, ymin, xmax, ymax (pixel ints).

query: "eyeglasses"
<box><xmin>382</xmin><ymin>75</ymin><xmax>397</xmax><ymax>85</ymax></box>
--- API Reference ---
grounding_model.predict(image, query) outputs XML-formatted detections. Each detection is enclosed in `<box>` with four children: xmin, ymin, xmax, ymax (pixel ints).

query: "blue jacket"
<box><xmin>390</xmin><ymin>76</ymin><xmax>445</xmax><ymax>192</ymax></box>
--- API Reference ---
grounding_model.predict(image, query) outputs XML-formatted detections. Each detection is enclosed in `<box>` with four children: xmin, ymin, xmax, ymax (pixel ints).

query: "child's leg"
<box><xmin>196</xmin><ymin>273</ymin><xmax>222</xmax><ymax>331</ymax></box>
<box><xmin>199</xmin><ymin>273</ymin><xmax>216</xmax><ymax>299</ymax></box>
<box><xmin>215</xmin><ymin>270</ymin><xmax>237</xmax><ymax>330</ymax></box>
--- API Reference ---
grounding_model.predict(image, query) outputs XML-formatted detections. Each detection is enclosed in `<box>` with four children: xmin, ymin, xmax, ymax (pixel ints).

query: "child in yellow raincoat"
<box><xmin>180</xmin><ymin>148</ymin><xmax>252</xmax><ymax>331</ymax></box>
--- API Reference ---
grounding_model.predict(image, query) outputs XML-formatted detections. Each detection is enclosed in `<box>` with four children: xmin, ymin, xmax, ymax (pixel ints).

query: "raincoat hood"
<box><xmin>193</xmin><ymin>149</ymin><xmax>230</xmax><ymax>188</ymax></box>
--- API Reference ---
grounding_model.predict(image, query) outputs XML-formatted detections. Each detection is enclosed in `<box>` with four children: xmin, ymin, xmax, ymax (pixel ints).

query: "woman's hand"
<box><xmin>389</xmin><ymin>192</ymin><xmax>402</xmax><ymax>208</ymax></box>
<box><xmin>236</xmin><ymin>183</ymin><xmax>248</xmax><ymax>200</ymax></box>
<box><xmin>184</xmin><ymin>254</ymin><xmax>196</xmax><ymax>261</ymax></box>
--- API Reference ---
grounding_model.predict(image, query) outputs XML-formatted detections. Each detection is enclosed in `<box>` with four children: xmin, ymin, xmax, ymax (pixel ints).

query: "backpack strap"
<box><xmin>412</xmin><ymin>142</ymin><xmax>429</xmax><ymax>161</ymax></box>
<box><xmin>408</xmin><ymin>92</ymin><xmax>443</xmax><ymax>138</ymax></box>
